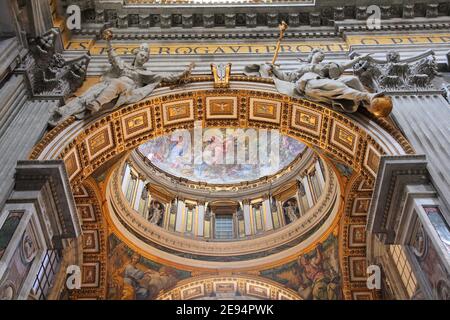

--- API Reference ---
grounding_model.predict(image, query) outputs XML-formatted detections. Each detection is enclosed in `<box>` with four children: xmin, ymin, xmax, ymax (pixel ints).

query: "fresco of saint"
<box><xmin>107</xmin><ymin>235</ymin><xmax>190</xmax><ymax>300</ymax></box>
<box><xmin>260</xmin><ymin>233</ymin><xmax>342</xmax><ymax>300</ymax></box>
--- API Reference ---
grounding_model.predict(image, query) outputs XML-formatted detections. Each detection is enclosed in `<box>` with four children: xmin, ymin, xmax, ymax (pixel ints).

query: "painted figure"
<box><xmin>297</xmin><ymin>244</ymin><xmax>340</xmax><ymax>300</ymax></box>
<box><xmin>108</xmin><ymin>240</ymin><xmax>185</xmax><ymax>300</ymax></box>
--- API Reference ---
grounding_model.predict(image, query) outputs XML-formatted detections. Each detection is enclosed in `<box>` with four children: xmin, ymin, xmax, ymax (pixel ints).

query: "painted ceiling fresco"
<box><xmin>137</xmin><ymin>129</ymin><xmax>306</xmax><ymax>184</ymax></box>
<box><xmin>107</xmin><ymin>234</ymin><xmax>191</xmax><ymax>300</ymax></box>
<box><xmin>260</xmin><ymin>233</ymin><xmax>342</xmax><ymax>300</ymax></box>
<box><xmin>106</xmin><ymin>232</ymin><xmax>342</xmax><ymax>300</ymax></box>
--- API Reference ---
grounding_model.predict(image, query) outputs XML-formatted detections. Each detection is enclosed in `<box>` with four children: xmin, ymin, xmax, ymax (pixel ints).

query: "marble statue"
<box><xmin>245</xmin><ymin>48</ymin><xmax>393</xmax><ymax>117</ymax></box>
<box><xmin>353</xmin><ymin>49</ymin><xmax>439</xmax><ymax>91</ymax></box>
<box><xmin>148</xmin><ymin>201</ymin><xmax>163</xmax><ymax>225</ymax></box>
<box><xmin>284</xmin><ymin>199</ymin><xmax>299</xmax><ymax>223</ymax></box>
<box><xmin>48</xmin><ymin>29</ymin><xmax>195</xmax><ymax>127</ymax></box>
<box><xmin>28</xmin><ymin>28</ymin><xmax>90</xmax><ymax>97</ymax></box>
<box><xmin>443</xmin><ymin>83</ymin><xmax>450</xmax><ymax>104</ymax></box>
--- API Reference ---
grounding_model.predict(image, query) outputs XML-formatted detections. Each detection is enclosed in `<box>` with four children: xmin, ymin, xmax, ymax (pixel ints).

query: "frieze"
<box><xmin>65</xmin><ymin>33</ymin><xmax>450</xmax><ymax>55</ymax></box>
<box><xmin>70</xmin><ymin>0</ymin><xmax>450</xmax><ymax>33</ymax></box>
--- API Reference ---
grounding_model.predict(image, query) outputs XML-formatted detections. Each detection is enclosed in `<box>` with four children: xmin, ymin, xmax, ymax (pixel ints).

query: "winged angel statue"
<box><xmin>29</xmin><ymin>28</ymin><xmax>90</xmax><ymax>97</ymax></box>
<box><xmin>48</xmin><ymin>29</ymin><xmax>195</xmax><ymax>127</ymax></box>
<box><xmin>352</xmin><ymin>49</ymin><xmax>439</xmax><ymax>91</ymax></box>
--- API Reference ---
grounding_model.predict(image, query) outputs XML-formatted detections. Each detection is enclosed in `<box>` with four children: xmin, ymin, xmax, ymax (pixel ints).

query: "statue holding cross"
<box><xmin>48</xmin><ymin>29</ymin><xmax>195</xmax><ymax>127</ymax></box>
<box><xmin>245</xmin><ymin>22</ymin><xmax>393</xmax><ymax>118</ymax></box>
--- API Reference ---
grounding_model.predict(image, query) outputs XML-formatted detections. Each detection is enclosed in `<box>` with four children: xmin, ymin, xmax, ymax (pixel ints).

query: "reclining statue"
<box><xmin>245</xmin><ymin>48</ymin><xmax>392</xmax><ymax>117</ymax></box>
<box><xmin>48</xmin><ymin>29</ymin><xmax>195</xmax><ymax>127</ymax></box>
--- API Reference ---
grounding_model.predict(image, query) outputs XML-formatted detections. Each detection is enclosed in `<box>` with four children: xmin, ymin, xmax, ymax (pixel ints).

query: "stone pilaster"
<box><xmin>367</xmin><ymin>155</ymin><xmax>450</xmax><ymax>300</ymax></box>
<box><xmin>0</xmin><ymin>160</ymin><xmax>81</xmax><ymax>300</ymax></box>
<box><xmin>390</xmin><ymin>94</ymin><xmax>450</xmax><ymax>212</ymax></box>
<box><xmin>175</xmin><ymin>198</ymin><xmax>185</xmax><ymax>233</ymax></box>
<box><xmin>242</xmin><ymin>200</ymin><xmax>252</xmax><ymax>236</ymax></box>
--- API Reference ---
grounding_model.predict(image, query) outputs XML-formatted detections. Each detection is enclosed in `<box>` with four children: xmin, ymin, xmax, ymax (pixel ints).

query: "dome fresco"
<box><xmin>137</xmin><ymin>128</ymin><xmax>306</xmax><ymax>184</ymax></box>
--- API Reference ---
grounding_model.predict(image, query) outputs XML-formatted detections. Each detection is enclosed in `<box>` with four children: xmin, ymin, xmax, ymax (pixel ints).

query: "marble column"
<box><xmin>197</xmin><ymin>202</ymin><xmax>205</xmax><ymax>237</ymax></box>
<box><xmin>0</xmin><ymin>84</ymin><xmax>58</xmax><ymax>208</ymax></box>
<box><xmin>315</xmin><ymin>160</ymin><xmax>326</xmax><ymax>187</ymax></box>
<box><xmin>121</xmin><ymin>164</ymin><xmax>131</xmax><ymax>194</ymax></box>
<box><xmin>262</xmin><ymin>195</ymin><xmax>274</xmax><ymax>231</ymax></box>
<box><xmin>302</xmin><ymin>176</ymin><xmax>314</xmax><ymax>208</ymax></box>
<box><xmin>242</xmin><ymin>200</ymin><xmax>252</xmax><ymax>236</ymax></box>
<box><xmin>175</xmin><ymin>198</ymin><xmax>185</xmax><ymax>233</ymax></box>
<box><xmin>30</xmin><ymin>0</ymin><xmax>53</xmax><ymax>37</ymax></box>
<box><xmin>133</xmin><ymin>179</ymin><xmax>145</xmax><ymax>211</ymax></box>
<box><xmin>390</xmin><ymin>94</ymin><xmax>450</xmax><ymax>213</ymax></box>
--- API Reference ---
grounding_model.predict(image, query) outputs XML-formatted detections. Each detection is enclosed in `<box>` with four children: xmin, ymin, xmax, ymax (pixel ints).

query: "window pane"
<box><xmin>215</xmin><ymin>215</ymin><xmax>233</xmax><ymax>239</ymax></box>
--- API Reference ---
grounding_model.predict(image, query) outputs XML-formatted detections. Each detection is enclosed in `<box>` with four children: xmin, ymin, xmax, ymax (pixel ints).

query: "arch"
<box><xmin>156</xmin><ymin>274</ymin><xmax>303</xmax><ymax>300</ymax></box>
<box><xmin>29</xmin><ymin>79</ymin><xmax>413</xmax><ymax>299</ymax></box>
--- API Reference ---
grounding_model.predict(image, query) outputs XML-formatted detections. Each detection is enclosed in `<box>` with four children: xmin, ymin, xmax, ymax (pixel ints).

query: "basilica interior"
<box><xmin>0</xmin><ymin>0</ymin><xmax>450</xmax><ymax>301</ymax></box>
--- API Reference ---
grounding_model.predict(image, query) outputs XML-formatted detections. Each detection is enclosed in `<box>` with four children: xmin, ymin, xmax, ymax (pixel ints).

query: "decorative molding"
<box><xmin>157</xmin><ymin>275</ymin><xmax>302</xmax><ymax>300</ymax></box>
<box><xmin>366</xmin><ymin>155</ymin><xmax>430</xmax><ymax>241</ymax></box>
<box><xmin>339</xmin><ymin>174</ymin><xmax>378</xmax><ymax>300</ymax></box>
<box><xmin>69</xmin><ymin>179</ymin><xmax>108</xmax><ymax>300</ymax></box>
<box><xmin>69</xmin><ymin>0</ymin><xmax>450</xmax><ymax>37</ymax></box>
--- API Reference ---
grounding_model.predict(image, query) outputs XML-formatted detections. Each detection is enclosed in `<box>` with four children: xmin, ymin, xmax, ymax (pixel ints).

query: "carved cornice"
<box><xmin>14</xmin><ymin>160</ymin><xmax>81</xmax><ymax>239</ymax></box>
<box><xmin>366</xmin><ymin>155</ymin><xmax>430</xmax><ymax>240</ymax></box>
<box><xmin>69</xmin><ymin>0</ymin><xmax>450</xmax><ymax>35</ymax></box>
<box><xmin>157</xmin><ymin>274</ymin><xmax>302</xmax><ymax>300</ymax></box>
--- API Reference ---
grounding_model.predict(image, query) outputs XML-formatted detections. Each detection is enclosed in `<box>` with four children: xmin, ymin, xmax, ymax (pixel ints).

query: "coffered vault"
<box><xmin>0</xmin><ymin>0</ymin><xmax>449</xmax><ymax>301</ymax></box>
